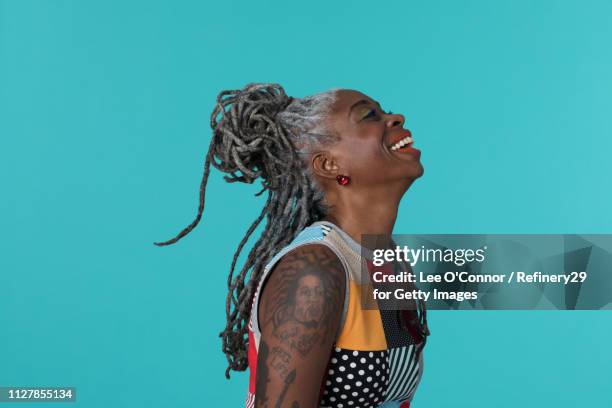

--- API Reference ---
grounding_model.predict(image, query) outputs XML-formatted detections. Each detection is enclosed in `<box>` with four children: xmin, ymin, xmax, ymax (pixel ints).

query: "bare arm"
<box><xmin>255</xmin><ymin>244</ymin><xmax>346</xmax><ymax>408</ymax></box>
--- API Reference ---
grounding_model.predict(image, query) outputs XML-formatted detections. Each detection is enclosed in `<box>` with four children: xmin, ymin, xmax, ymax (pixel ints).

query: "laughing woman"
<box><xmin>155</xmin><ymin>83</ymin><xmax>430</xmax><ymax>408</ymax></box>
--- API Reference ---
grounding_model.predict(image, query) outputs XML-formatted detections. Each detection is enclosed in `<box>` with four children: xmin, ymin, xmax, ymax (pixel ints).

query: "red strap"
<box><xmin>247</xmin><ymin>330</ymin><xmax>257</xmax><ymax>394</ymax></box>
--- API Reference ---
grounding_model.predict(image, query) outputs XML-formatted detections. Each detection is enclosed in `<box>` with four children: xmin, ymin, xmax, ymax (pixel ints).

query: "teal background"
<box><xmin>1</xmin><ymin>0</ymin><xmax>611</xmax><ymax>407</ymax></box>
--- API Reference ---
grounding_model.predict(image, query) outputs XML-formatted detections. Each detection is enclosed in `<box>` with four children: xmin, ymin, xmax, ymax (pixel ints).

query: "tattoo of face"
<box><xmin>293</xmin><ymin>275</ymin><xmax>325</xmax><ymax>325</ymax></box>
<box><xmin>261</xmin><ymin>246</ymin><xmax>344</xmax><ymax>356</ymax></box>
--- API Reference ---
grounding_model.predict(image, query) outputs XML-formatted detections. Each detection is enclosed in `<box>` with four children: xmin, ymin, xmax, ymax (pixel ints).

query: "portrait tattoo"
<box><xmin>261</xmin><ymin>246</ymin><xmax>345</xmax><ymax>357</ymax></box>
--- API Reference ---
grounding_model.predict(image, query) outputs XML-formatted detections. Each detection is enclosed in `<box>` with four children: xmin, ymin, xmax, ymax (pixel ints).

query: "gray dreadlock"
<box><xmin>154</xmin><ymin>83</ymin><xmax>340</xmax><ymax>378</ymax></box>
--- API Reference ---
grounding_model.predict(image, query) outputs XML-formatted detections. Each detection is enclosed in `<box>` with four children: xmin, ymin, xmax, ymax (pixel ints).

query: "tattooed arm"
<box><xmin>255</xmin><ymin>244</ymin><xmax>346</xmax><ymax>408</ymax></box>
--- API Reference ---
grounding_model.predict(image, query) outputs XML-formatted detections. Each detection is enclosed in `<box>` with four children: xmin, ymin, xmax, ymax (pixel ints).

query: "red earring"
<box><xmin>336</xmin><ymin>174</ymin><xmax>351</xmax><ymax>186</ymax></box>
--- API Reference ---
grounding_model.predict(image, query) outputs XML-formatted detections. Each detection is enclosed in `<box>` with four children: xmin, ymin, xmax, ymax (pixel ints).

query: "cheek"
<box><xmin>339</xmin><ymin>136</ymin><xmax>387</xmax><ymax>171</ymax></box>
<box><xmin>339</xmin><ymin>128</ymin><xmax>383</xmax><ymax>157</ymax></box>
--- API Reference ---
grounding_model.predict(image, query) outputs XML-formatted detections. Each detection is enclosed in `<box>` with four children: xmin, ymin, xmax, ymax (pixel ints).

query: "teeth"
<box><xmin>390</xmin><ymin>136</ymin><xmax>414</xmax><ymax>151</ymax></box>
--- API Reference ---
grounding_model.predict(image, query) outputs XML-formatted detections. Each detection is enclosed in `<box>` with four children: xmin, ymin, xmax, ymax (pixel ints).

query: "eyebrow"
<box><xmin>348</xmin><ymin>99</ymin><xmax>383</xmax><ymax>117</ymax></box>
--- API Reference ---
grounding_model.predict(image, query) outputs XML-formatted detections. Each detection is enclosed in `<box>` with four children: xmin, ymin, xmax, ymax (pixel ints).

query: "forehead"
<box><xmin>323</xmin><ymin>89</ymin><xmax>381</xmax><ymax>138</ymax></box>
<box><xmin>332</xmin><ymin>89</ymin><xmax>379</xmax><ymax>113</ymax></box>
<box><xmin>297</xmin><ymin>274</ymin><xmax>322</xmax><ymax>285</ymax></box>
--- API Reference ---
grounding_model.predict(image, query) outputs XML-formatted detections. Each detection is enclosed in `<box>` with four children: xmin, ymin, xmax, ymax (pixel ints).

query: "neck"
<box><xmin>322</xmin><ymin>183</ymin><xmax>409</xmax><ymax>249</ymax></box>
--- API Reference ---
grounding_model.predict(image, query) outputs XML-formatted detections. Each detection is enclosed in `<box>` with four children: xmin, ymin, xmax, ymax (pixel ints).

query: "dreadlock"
<box><xmin>154</xmin><ymin>83</ymin><xmax>340</xmax><ymax>378</ymax></box>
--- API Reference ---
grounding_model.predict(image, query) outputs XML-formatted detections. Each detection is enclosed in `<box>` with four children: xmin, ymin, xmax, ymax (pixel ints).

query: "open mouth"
<box><xmin>387</xmin><ymin>132</ymin><xmax>419</xmax><ymax>156</ymax></box>
<box><xmin>389</xmin><ymin>135</ymin><xmax>414</xmax><ymax>151</ymax></box>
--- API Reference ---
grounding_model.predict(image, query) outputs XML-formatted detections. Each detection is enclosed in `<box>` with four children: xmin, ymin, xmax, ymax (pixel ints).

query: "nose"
<box><xmin>385</xmin><ymin>112</ymin><xmax>405</xmax><ymax>129</ymax></box>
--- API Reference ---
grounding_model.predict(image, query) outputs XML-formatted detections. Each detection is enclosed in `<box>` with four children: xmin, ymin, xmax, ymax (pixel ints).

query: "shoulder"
<box><xmin>258</xmin><ymin>243</ymin><xmax>346</xmax><ymax>346</ymax></box>
<box><xmin>273</xmin><ymin>243</ymin><xmax>346</xmax><ymax>279</ymax></box>
<box><xmin>262</xmin><ymin>243</ymin><xmax>346</xmax><ymax>302</ymax></box>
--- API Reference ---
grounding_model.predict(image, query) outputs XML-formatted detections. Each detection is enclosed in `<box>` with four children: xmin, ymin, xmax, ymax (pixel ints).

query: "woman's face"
<box><xmin>293</xmin><ymin>274</ymin><xmax>325</xmax><ymax>325</ymax></box>
<box><xmin>323</xmin><ymin>89</ymin><xmax>424</xmax><ymax>188</ymax></box>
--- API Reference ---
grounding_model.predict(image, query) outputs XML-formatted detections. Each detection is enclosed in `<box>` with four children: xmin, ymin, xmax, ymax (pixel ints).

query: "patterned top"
<box><xmin>245</xmin><ymin>221</ymin><xmax>427</xmax><ymax>408</ymax></box>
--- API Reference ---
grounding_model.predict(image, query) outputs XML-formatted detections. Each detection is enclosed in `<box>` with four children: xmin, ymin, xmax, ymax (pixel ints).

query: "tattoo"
<box><xmin>256</xmin><ymin>246</ymin><xmax>344</xmax><ymax>408</ymax></box>
<box><xmin>274</xmin><ymin>368</ymin><xmax>296</xmax><ymax>408</ymax></box>
<box><xmin>257</xmin><ymin>346</ymin><xmax>297</xmax><ymax>408</ymax></box>
<box><xmin>261</xmin><ymin>246</ymin><xmax>344</xmax><ymax>356</ymax></box>
<box><xmin>270</xmin><ymin>346</ymin><xmax>291</xmax><ymax>378</ymax></box>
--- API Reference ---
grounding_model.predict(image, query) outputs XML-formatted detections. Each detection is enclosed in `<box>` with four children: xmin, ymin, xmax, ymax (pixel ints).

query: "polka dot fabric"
<box><xmin>320</xmin><ymin>348</ymin><xmax>389</xmax><ymax>408</ymax></box>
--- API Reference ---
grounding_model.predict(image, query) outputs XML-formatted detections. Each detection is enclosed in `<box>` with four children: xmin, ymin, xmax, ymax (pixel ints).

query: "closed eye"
<box><xmin>362</xmin><ymin>105</ymin><xmax>393</xmax><ymax>120</ymax></box>
<box><xmin>363</xmin><ymin>108</ymin><xmax>380</xmax><ymax>120</ymax></box>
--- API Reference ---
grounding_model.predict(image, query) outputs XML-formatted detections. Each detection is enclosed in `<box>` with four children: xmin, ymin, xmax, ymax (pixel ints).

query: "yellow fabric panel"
<box><xmin>335</xmin><ymin>281</ymin><xmax>388</xmax><ymax>350</ymax></box>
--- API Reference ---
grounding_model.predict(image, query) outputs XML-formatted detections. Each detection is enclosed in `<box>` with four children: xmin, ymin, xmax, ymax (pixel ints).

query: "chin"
<box><xmin>406</xmin><ymin>162</ymin><xmax>424</xmax><ymax>180</ymax></box>
<box><xmin>414</xmin><ymin>162</ymin><xmax>425</xmax><ymax>178</ymax></box>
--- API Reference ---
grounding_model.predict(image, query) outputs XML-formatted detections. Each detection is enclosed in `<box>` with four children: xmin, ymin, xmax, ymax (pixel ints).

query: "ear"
<box><xmin>311</xmin><ymin>152</ymin><xmax>341</xmax><ymax>181</ymax></box>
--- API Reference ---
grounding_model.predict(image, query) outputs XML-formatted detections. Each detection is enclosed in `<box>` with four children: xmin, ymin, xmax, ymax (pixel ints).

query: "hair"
<box><xmin>154</xmin><ymin>83</ymin><xmax>340</xmax><ymax>378</ymax></box>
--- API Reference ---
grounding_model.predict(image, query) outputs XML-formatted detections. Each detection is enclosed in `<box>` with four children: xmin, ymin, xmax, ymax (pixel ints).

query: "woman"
<box><xmin>155</xmin><ymin>83</ymin><xmax>429</xmax><ymax>408</ymax></box>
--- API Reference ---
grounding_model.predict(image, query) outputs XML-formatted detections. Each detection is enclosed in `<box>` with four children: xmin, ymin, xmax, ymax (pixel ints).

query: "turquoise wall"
<box><xmin>1</xmin><ymin>1</ymin><xmax>611</xmax><ymax>407</ymax></box>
